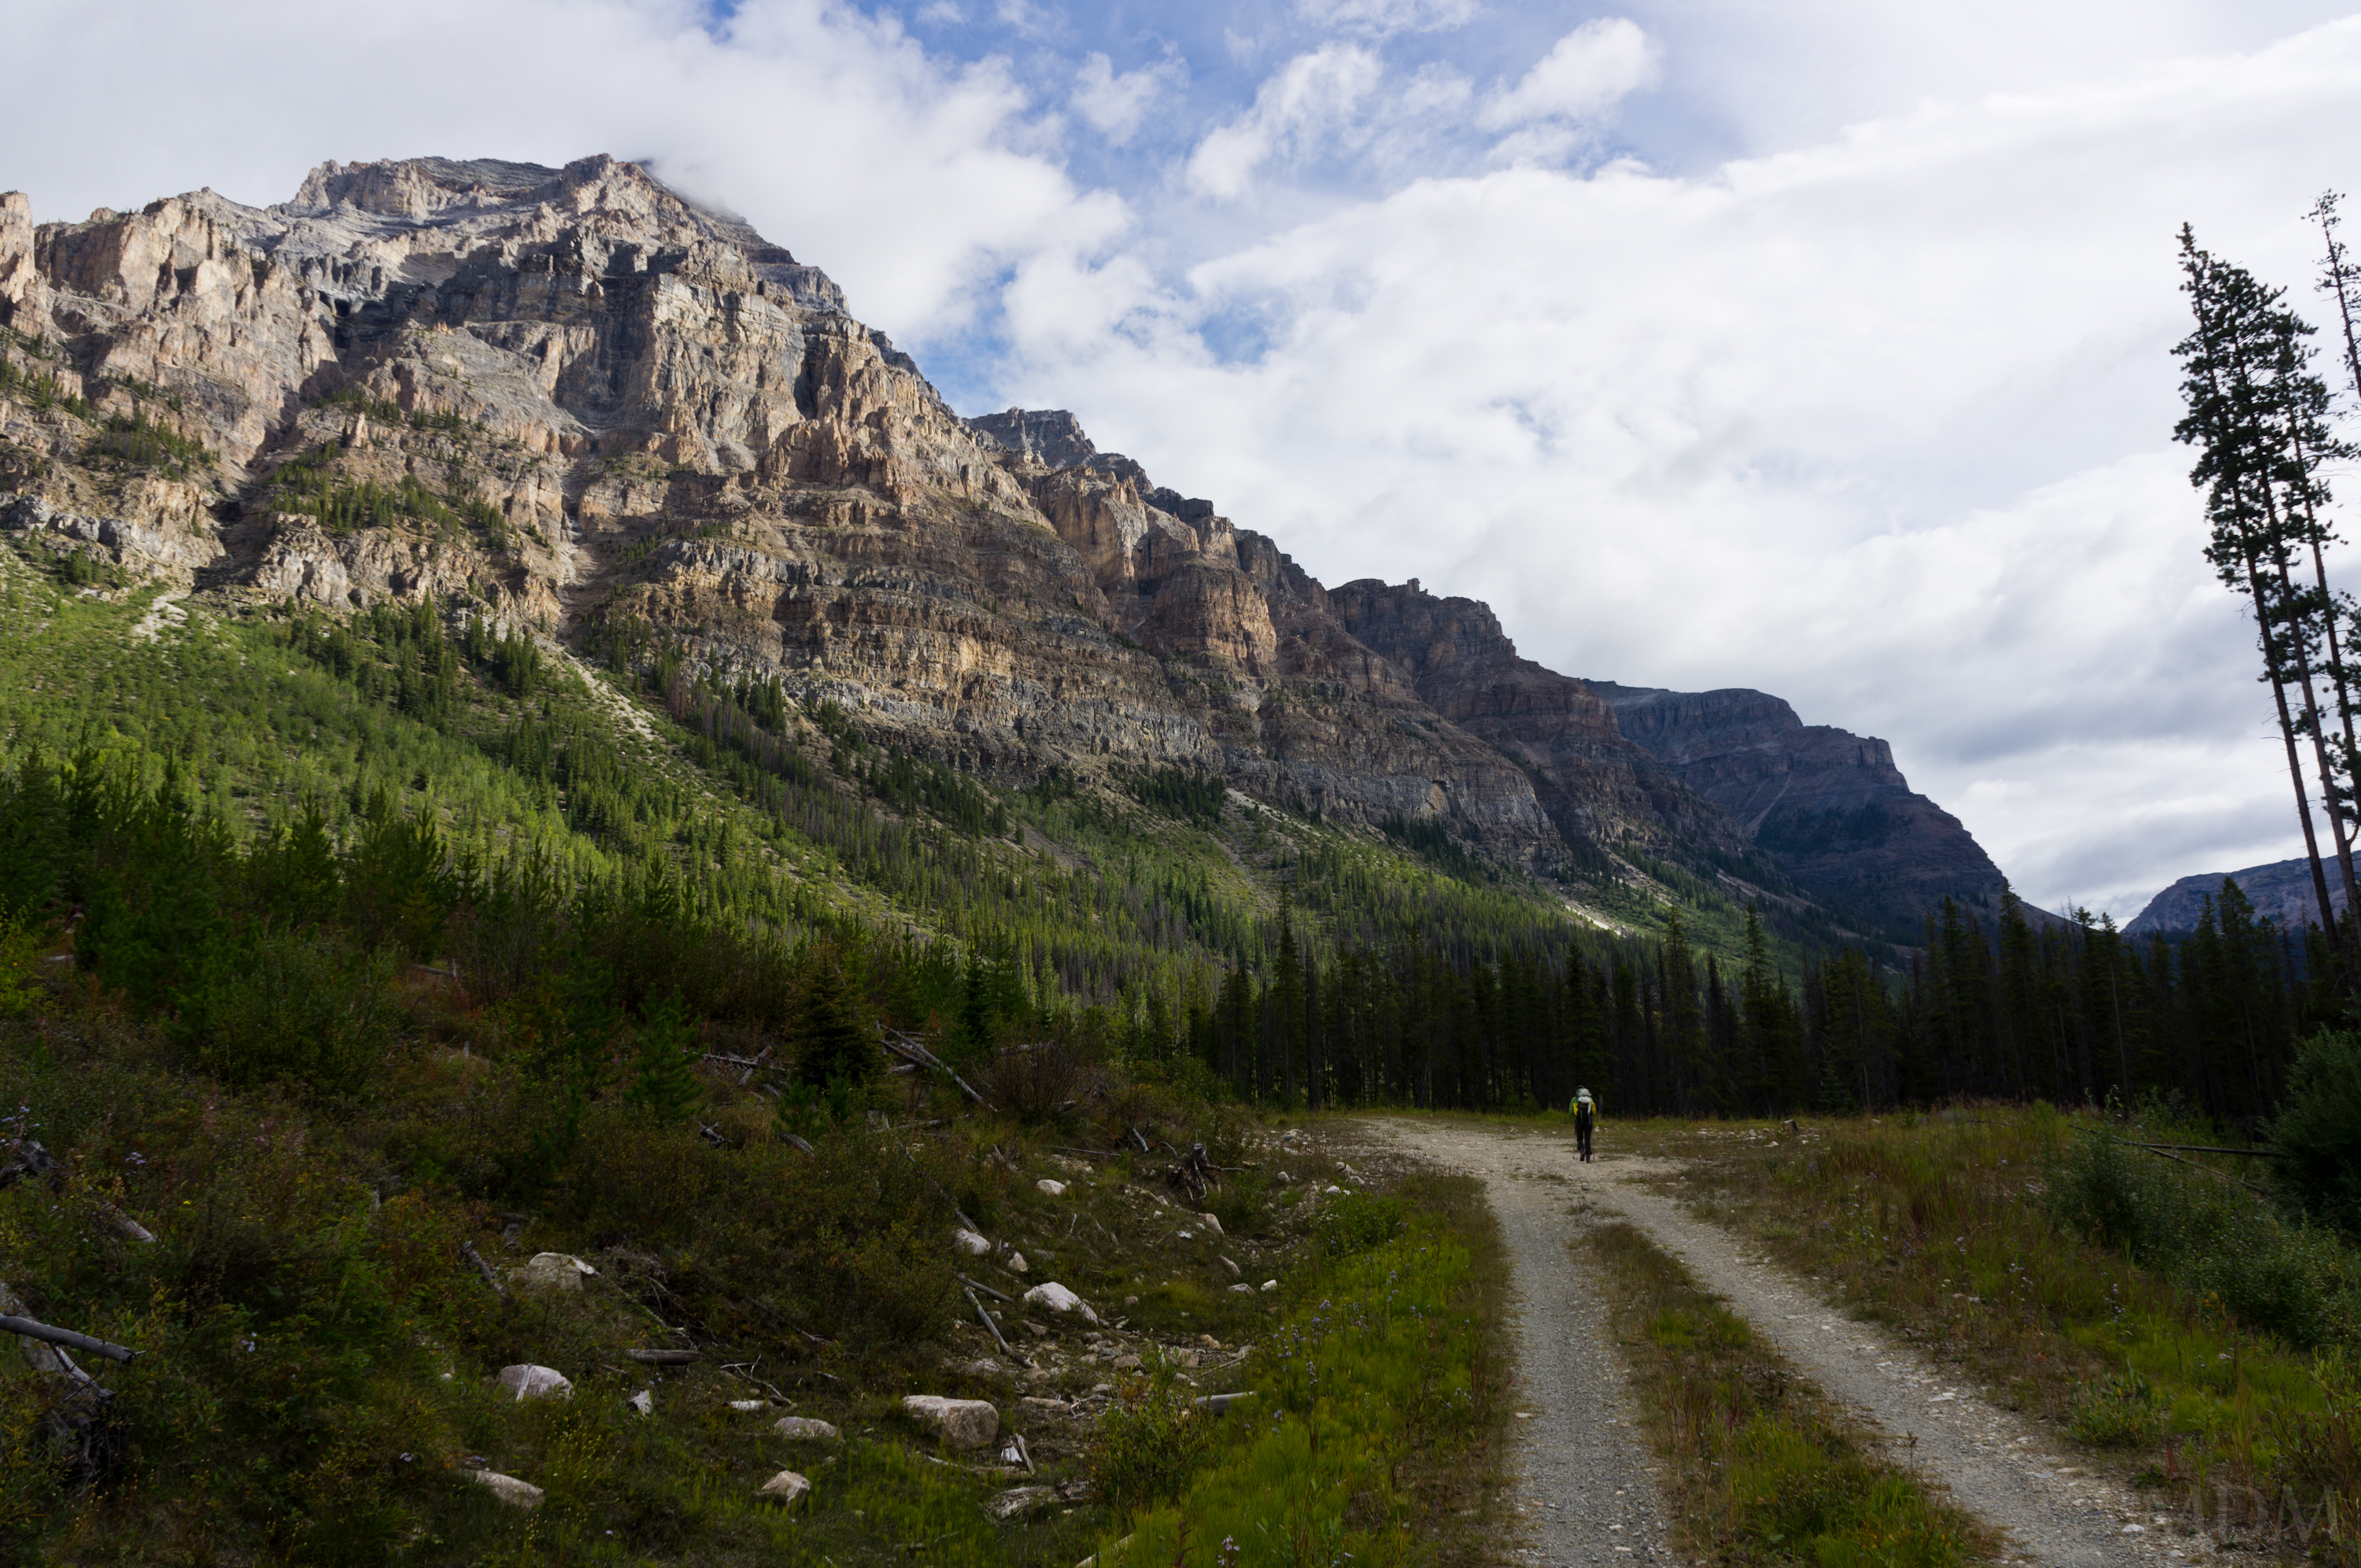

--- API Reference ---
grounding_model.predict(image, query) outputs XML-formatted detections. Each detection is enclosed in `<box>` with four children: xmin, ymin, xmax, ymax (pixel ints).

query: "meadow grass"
<box><xmin>1661</xmin><ymin>1107</ymin><xmax>2361</xmax><ymax>1558</ymax></box>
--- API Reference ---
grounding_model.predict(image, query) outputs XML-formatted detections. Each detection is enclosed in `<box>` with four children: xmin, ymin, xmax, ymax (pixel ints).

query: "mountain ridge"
<box><xmin>0</xmin><ymin>152</ymin><xmax>2023</xmax><ymax>948</ymax></box>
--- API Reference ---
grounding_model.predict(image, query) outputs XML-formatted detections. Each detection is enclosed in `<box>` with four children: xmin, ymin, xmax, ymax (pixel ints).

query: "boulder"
<box><xmin>903</xmin><ymin>1394</ymin><xmax>999</xmax><ymax>1449</ymax></box>
<box><xmin>470</xmin><ymin>1470</ymin><xmax>545</xmax><ymax>1508</ymax></box>
<box><xmin>953</xmin><ymin>1228</ymin><xmax>992</xmax><ymax>1256</ymax></box>
<box><xmin>1195</xmin><ymin>1212</ymin><xmax>1224</xmax><ymax>1237</ymax></box>
<box><xmin>987</xmin><ymin>1485</ymin><xmax>1061</xmax><ymax>1521</ymax></box>
<box><xmin>1036</xmin><ymin>1178</ymin><xmax>1068</xmax><ymax>1196</ymax></box>
<box><xmin>628</xmin><ymin>1389</ymin><xmax>653</xmax><ymax>1416</ymax></box>
<box><xmin>497</xmin><ymin>1364</ymin><xmax>573</xmax><ymax>1401</ymax></box>
<box><xmin>773</xmin><ymin>1415</ymin><xmax>841</xmax><ymax>1443</ymax></box>
<box><xmin>1006</xmin><ymin>1251</ymin><xmax>1030</xmax><ymax>1275</ymax></box>
<box><xmin>757</xmin><ymin>1470</ymin><xmax>811</xmax><ymax>1508</ymax></box>
<box><xmin>727</xmin><ymin>1399</ymin><xmax>768</xmax><ymax>1412</ymax></box>
<box><xmin>1227</xmin><ymin>1283</ymin><xmax>1254</xmax><ymax>1294</ymax></box>
<box><xmin>1023</xmin><ymin>1282</ymin><xmax>1097</xmax><ymax>1323</ymax></box>
<box><xmin>513</xmin><ymin>1253</ymin><xmax>597</xmax><ymax>1294</ymax></box>
<box><xmin>1260</xmin><ymin>1280</ymin><xmax>1278</xmax><ymax>1293</ymax></box>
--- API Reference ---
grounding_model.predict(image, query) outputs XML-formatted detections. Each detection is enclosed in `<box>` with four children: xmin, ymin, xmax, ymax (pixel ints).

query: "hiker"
<box><xmin>1572</xmin><ymin>1087</ymin><xmax>1597</xmax><ymax>1162</ymax></box>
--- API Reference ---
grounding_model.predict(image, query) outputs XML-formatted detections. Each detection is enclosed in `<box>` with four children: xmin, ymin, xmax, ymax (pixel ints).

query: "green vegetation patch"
<box><xmin>1095</xmin><ymin>1171</ymin><xmax>1509</xmax><ymax>1568</ymax></box>
<box><xmin>1590</xmin><ymin>1217</ymin><xmax>1997</xmax><ymax>1566</ymax></box>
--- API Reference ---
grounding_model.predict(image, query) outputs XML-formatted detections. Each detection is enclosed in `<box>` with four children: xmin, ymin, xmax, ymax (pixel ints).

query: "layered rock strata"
<box><xmin>1589</xmin><ymin>683</ymin><xmax>2019</xmax><ymax>935</ymax></box>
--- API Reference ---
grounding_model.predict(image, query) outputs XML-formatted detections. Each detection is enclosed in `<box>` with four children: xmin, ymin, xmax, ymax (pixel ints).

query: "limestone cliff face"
<box><xmin>1590</xmin><ymin>683</ymin><xmax>2018</xmax><ymax>936</ymax></box>
<box><xmin>0</xmin><ymin>156</ymin><xmax>1555</xmax><ymax>853</ymax></box>
<box><xmin>1326</xmin><ymin>580</ymin><xmax>1753</xmax><ymax>863</ymax></box>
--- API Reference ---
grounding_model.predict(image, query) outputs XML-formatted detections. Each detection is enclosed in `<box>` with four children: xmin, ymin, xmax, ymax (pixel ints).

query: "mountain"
<box><xmin>0</xmin><ymin>153</ymin><xmax>2019</xmax><ymax>947</ymax></box>
<box><xmin>1585</xmin><ymin>683</ymin><xmax>2032</xmax><ymax>940</ymax></box>
<box><xmin>2123</xmin><ymin>857</ymin><xmax>2346</xmax><ymax>936</ymax></box>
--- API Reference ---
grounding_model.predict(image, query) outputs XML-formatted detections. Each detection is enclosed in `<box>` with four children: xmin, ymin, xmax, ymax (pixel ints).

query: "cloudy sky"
<box><xmin>11</xmin><ymin>0</ymin><xmax>2361</xmax><ymax>920</ymax></box>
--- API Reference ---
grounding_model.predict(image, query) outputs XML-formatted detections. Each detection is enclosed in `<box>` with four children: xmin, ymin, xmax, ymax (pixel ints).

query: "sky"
<box><xmin>8</xmin><ymin>0</ymin><xmax>2361</xmax><ymax>921</ymax></box>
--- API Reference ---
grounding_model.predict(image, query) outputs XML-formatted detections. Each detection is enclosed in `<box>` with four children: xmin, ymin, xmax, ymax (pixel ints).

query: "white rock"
<box><xmin>513</xmin><ymin>1253</ymin><xmax>597</xmax><ymax>1293</ymax></box>
<box><xmin>1259</xmin><ymin>1280</ymin><xmax>1278</xmax><ymax>1293</ymax></box>
<box><xmin>1325</xmin><ymin>1185</ymin><xmax>1343</xmax><ymax>1194</ymax></box>
<box><xmin>497</xmin><ymin>1364</ymin><xmax>573</xmax><ymax>1401</ymax></box>
<box><xmin>728</xmin><ymin>1399</ymin><xmax>768</xmax><ymax>1411</ymax></box>
<box><xmin>903</xmin><ymin>1394</ymin><xmax>999</xmax><ymax>1449</ymax></box>
<box><xmin>1023</xmin><ymin>1282</ymin><xmax>1098</xmax><ymax>1323</ymax></box>
<box><xmin>1218</xmin><ymin>1255</ymin><xmax>1242</xmax><ymax>1278</ymax></box>
<box><xmin>953</xmin><ymin>1228</ymin><xmax>991</xmax><ymax>1256</ymax></box>
<box><xmin>471</xmin><ymin>1470</ymin><xmax>544</xmax><ymax>1508</ymax></box>
<box><xmin>774</xmin><ymin>1416</ymin><xmax>841</xmax><ymax>1443</ymax></box>
<box><xmin>758</xmin><ymin>1470</ymin><xmax>811</xmax><ymax>1507</ymax></box>
<box><xmin>628</xmin><ymin>1389</ymin><xmax>653</xmax><ymax>1415</ymax></box>
<box><xmin>1007</xmin><ymin>1251</ymin><xmax>1030</xmax><ymax>1275</ymax></box>
<box><xmin>1036</xmin><ymin>1179</ymin><xmax>1068</xmax><ymax>1196</ymax></box>
<box><xmin>1227</xmin><ymin>1283</ymin><xmax>1254</xmax><ymax>1294</ymax></box>
<box><xmin>1195</xmin><ymin>1212</ymin><xmax>1224</xmax><ymax>1237</ymax></box>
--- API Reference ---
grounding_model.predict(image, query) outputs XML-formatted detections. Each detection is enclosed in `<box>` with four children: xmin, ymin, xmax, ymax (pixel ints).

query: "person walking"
<box><xmin>1572</xmin><ymin>1087</ymin><xmax>1597</xmax><ymax>1162</ymax></box>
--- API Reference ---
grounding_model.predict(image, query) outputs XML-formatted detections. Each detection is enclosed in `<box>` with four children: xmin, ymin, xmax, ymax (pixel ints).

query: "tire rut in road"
<box><xmin>1365</xmin><ymin>1120</ymin><xmax>2211</xmax><ymax>1568</ymax></box>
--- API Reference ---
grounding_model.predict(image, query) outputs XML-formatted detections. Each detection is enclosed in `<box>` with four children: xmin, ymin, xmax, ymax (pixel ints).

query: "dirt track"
<box><xmin>1363</xmin><ymin>1120</ymin><xmax>2210</xmax><ymax>1568</ymax></box>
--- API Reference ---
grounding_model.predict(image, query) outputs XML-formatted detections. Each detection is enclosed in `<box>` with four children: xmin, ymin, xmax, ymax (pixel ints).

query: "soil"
<box><xmin>1362</xmin><ymin>1119</ymin><xmax>2227</xmax><ymax>1568</ymax></box>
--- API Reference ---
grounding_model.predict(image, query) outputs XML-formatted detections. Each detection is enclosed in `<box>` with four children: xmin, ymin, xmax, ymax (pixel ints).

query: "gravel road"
<box><xmin>1365</xmin><ymin>1120</ymin><xmax>2221</xmax><ymax>1568</ymax></box>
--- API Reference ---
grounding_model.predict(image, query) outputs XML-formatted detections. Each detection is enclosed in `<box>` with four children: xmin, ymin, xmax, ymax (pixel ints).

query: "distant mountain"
<box><xmin>2123</xmin><ymin>858</ymin><xmax>2348</xmax><ymax>937</ymax></box>
<box><xmin>1586</xmin><ymin>683</ymin><xmax>2041</xmax><ymax>941</ymax></box>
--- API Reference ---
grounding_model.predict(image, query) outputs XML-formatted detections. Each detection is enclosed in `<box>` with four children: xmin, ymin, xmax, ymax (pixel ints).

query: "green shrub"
<box><xmin>2274</xmin><ymin>1028</ymin><xmax>2361</xmax><ymax>1237</ymax></box>
<box><xmin>2045</xmin><ymin>1128</ymin><xmax>2361</xmax><ymax>1349</ymax></box>
<box><xmin>0</xmin><ymin>913</ymin><xmax>39</xmax><ymax>1017</ymax></box>
<box><xmin>1314</xmin><ymin>1190</ymin><xmax>1404</xmax><ymax>1256</ymax></box>
<box><xmin>180</xmin><ymin>928</ymin><xmax>401</xmax><ymax>1095</ymax></box>
<box><xmin>1089</xmin><ymin>1367</ymin><xmax>1219</xmax><ymax>1519</ymax></box>
<box><xmin>2066</xmin><ymin>1368</ymin><xmax>2165</xmax><ymax>1447</ymax></box>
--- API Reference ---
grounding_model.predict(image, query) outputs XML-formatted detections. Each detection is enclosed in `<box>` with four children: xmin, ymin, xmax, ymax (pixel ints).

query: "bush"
<box><xmin>2274</xmin><ymin>1028</ymin><xmax>2361</xmax><ymax>1237</ymax></box>
<box><xmin>180</xmin><ymin>928</ymin><xmax>402</xmax><ymax>1096</ymax></box>
<box><xmin>2045</xmin><ymin>1128</ymin><xmax>2361</xmax><ymax>1349</ymax></box>
<box><xmin>2065</xmin><ymin>1368</ymin><xmax>2165</xmax><ymax>1447</ymax></box>
<box><xmin>1089</xmin><ymin>1367</ymin><xmax>1218</xmax><ymax>1519</ymax></box>
<box><xmin>1314</xmin><ymin>1190</ymin><xmax>1405</xmax><ymax>1256</ymax></box>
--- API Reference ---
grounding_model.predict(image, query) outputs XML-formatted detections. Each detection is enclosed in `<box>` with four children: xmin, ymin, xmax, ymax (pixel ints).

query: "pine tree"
<box><xmin>2175</xmin><ymin>227</ymin><xmax>2345</xmax><ymax>957</ymax></box>
<box><xmin>624</xmin><ymin>991</ymin><xmax>704</xmax><ymax>1123</ymax></box>
<box><xmin>794</xmin><ymin>953</ymin><xmax>877</xmax><ymax>1087</ymax></box>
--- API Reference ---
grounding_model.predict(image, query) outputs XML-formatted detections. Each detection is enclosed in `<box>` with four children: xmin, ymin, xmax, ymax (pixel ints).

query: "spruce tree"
<box><xmin>624</xmin><ymin>991</ymin><xmax>704</xmax><ymax>1123</ymax></box>
<box><xmin>795</xmin><ymin>954</ymin><xmax>878</xmax><ymax>1088</ymax></box>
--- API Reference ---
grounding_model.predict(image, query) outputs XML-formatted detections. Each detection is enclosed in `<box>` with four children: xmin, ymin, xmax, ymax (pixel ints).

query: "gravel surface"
<box><xmin>1328</xmin><ymin>1122</ymin><xmax>1676</xmax><ymax>1566</ymax></box>
<box><xmin>1366</xmin><ymin>1120</ymin><xmax>2226</xmax><ymax>1568</ymax></box>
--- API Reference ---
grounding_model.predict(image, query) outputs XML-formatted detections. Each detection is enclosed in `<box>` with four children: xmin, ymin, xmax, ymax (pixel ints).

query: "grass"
<box><xmin>1094</xmin><ymin>1171</ymin><xmax>1513</xmax><ymax>1568</ymax></box>
<box><xmin>1588</xmin><ymin>1216</ymin><xmax>1997</xmax><ymax>1566</ymax></box>
<box><xmin>1659</xmin><ymin>1106</ymin><xmax>2361</xmax><ymax>1558</ymax></box>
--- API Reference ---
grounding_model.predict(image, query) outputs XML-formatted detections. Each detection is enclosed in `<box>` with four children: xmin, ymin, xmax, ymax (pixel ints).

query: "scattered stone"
<box><xmin>1018</xmin><ymin>1395</ymin><xmax>1072</xmax><ymax>1420</ymax></box>
<box><xmin>1325</xmin><ymin>1185</ymin><xmax>1343</xmax><ymax>1194</ymax></box>
<box><xmin>1023</xmin><ymin>1282</ymin><xmax>1098</xmax><ymax>1323</ymax></box>
<box><xmin>963</xmin><ymin>1357</ymin><xmax>1007</xmax><ymax>1376</ymax></box>
<box><xmin>1260</xmin><ymin>1280</ymin><xmax>1278</xmax><ymax>1293</ymax></box>
<box><xmin>1123</xmin><ymin>1294</ymin><xmax>1139</xmax><ymax>1306</ymax></box>
<box><xmin>512</xmin><ymin>1253</ymin><xmax>597</xmax><ymax>1293</ymax></box>
<box><xmin>628</xmin><ymin>1389</ymin><xmax>653</xmax><ymax>1415</ymax></box>
<box><xmin>1218</xmin><ymin>1255</ymin><xmax>1242</xmax><ymax>1278</ymax></box>
<box><xmin>1227</xmin><ymin>1283</ymin><xmax>1254</xmax><ymax>1294</ymax></box>
<box><xmin>953</xmin><ymin>1228</ymin><xmax>992</xmax><ymax>1256</ymax></box>
<box><xmin>757</xmin><ymin>1470</ymin><xmax>811</xmax><ymax>1507</ymax></box>
<box><xmin>987</xmin><ymin>1485</ymin><xmax>1060</xmax><ymax>1521</ymax></box>
<box><xmin>727</xmin><ymin>1399</ymin><xmax>769</xmax><ymax>1412</ymax></box>
<box><xmin>1111</xmin><ymin>1354</ymin><xmax>1142</xmax><ymax>1371</ymax></box>
<box><xmin>1036</xmin><ymin>1179</ymin><xmax>1068</xmax><ymax>1197</ymax></box>
<box><xmin>1007</xmin><ymin>1251</ymin><xmax>1030</xmax><ymax>1274</ymax></box>
<box><xmin>471</xmin><ymin>1470</ymin><xmax>545</xmax><ymax>1508</ymax></box>
<box><xmin>774</xmin><ymin>1416</ymin><xmax>841</xmax><ymax>1443</ymax></box>
<box><xmin>1195</xmin><ymin>1212</ymin><xmax>1224</xmax><ymax>1237</ymax></box>
<box><xmin>497</xmin><ymin>1364</ymin><xmax>573</xmax><ymax>1401</ymax></box>
<box><xmin>903</xmin><ymin>1394</ymin><xmax>999</xmax><ymax>1449</ymax></box>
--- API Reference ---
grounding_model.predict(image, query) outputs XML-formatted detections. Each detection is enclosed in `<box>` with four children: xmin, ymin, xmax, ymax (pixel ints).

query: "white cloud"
<box><xmin>1476</xmin><ymin>18</ymin><xmax>1658</xmax><ymax>131</ymax></box>
<box><xmin>1295</xmin><ymin>0</ymin><xmax>1480</xmax><ymax>39</ymax></box>
<box><xmin>1072</xmin><ymin>50</ymin><xmax>1187</xmax><ymax>146</ymax></box>
<box><xmin>992</xmin><ymin>18</ymin><xmax>2361</xmax><ymax>914</ymax></box>
<box><xmin>1184</xmin><ymin>43</ymin><xmax>1384</xmax><ymax>200</ymax></box>
<box><xmin>0</xmin><ymin>0</ymin><xmax>1120</xmax><ymax>339</ymax></box>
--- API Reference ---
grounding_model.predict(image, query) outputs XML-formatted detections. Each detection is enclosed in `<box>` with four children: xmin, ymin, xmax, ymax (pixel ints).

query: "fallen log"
<box><xmin>626</xmin><ymin>1348</ymin><xmax>702</xmax><ymax>1365</ymax></box>
<box><xmin>0</xmin><ymin>1314</ymin><xmax>138</xmax><ymax>1363</ymax></box>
